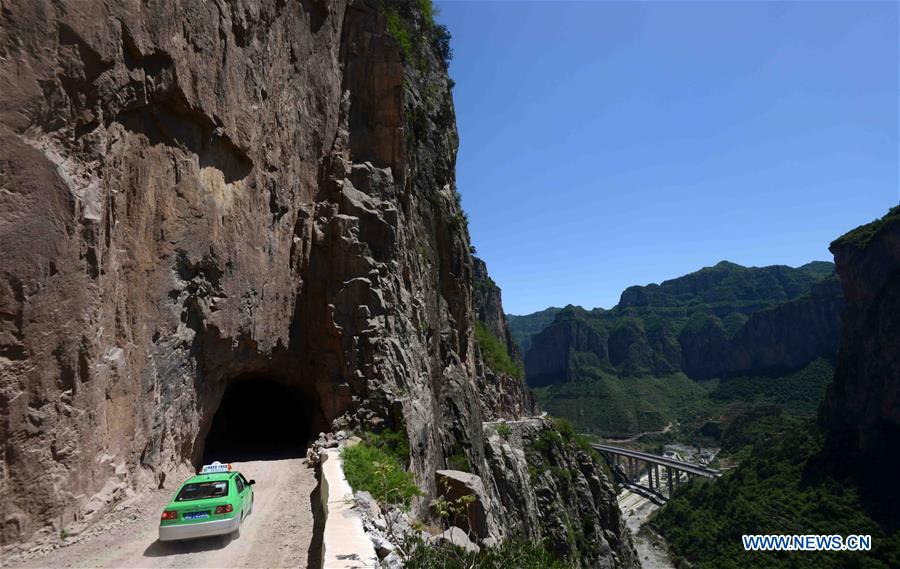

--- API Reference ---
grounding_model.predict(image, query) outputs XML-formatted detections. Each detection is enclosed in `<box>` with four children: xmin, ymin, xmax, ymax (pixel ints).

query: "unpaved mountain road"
<box><xmin>7</xmin><ymin>458</ymin><xmax>320</xmax><ymax>569</ymax></box>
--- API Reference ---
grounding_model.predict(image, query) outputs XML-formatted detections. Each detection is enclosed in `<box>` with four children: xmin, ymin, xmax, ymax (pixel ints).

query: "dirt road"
<box><xmin>8</xmin><ymin>458</ymin><xmax>320</xmax><ymax>569</ymax></box>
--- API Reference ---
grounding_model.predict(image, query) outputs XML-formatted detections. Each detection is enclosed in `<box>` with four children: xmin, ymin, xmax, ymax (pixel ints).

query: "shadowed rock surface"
<box><xmin>821</xmin><ymin>207</ymin><xmax>900</xmax><ymax>462</ymax></box>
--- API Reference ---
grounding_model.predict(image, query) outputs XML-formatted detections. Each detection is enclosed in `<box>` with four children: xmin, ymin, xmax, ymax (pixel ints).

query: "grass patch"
<box><xmin>341</xmin><ymin>432</ymin><xmax>422</xmax><ymax>508</ymax></box>
<box><xmin>446</xmin><ymin>443</ymin><xmax>471</xmax><ymax>472</ymax></box>
<box><xmin>363</xmin><ymin>427</ymin><xmax>412</xmax><ymax>467</ymax></box>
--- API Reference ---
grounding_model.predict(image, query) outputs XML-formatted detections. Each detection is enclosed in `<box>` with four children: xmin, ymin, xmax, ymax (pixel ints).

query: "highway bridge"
<box><xmin>592</xmin><ymin>443</ymin><xmax>721</xmax><ymax>500</ymax></box>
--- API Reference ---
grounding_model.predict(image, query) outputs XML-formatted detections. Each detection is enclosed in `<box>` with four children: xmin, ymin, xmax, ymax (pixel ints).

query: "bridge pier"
<box><xmin>591</xmin><ymin>443</ymin><xmax>720</xmax><ymax>499</ymax></box>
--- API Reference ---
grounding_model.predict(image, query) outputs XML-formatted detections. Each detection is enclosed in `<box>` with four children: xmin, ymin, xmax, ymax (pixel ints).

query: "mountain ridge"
<box><xmin>517</xmin><ymin>260</ymin><xmax>841</xmax><ymax>388</ymax></box>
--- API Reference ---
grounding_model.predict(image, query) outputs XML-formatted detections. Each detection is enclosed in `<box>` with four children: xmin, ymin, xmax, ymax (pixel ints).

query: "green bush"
<box><xmin>382</xmin><ymin>0</ymin><xmax>453</xmax><ymax>67</ymax></box>
<box><xmin>363</xmin><ymin>427</ymin><xmax>412</xmax><ymax>467</ymax></box>
<box><xmin>386</xmin><ymin>10</ymin><xmax>412</xmax><ymax>59</ymax></box>
<box><xmin>446</xmin><ymin>443</ymin><xmax>471</xmax><ymax>472</ymax></box>
<box><xmin>475</xmin><ymin>322</ymin><xmax>524</xmax><ymax>379</ymax></box>
<box><xmin>401</xmin><ymin>535</ymin><xmax>571</xmax><ymax>568</ymax></box>
<box><xmin>418</xmin><ymin>0</ymin><xmax>435</xmax><ymax>26</ymax></box>
<box><xmin>341</xmin><ymin>440</ymin><xmax>422</xmax><ymax>508</ymax></box>
<box><xmin>496</xmin><ymin>423</ymin><xmax>512</xmax><ymax>439</ymax></box>
<box><xmin>551</xmin><ymin>416</ymin><xmax>576</xmax><ymax>439</ymax></box>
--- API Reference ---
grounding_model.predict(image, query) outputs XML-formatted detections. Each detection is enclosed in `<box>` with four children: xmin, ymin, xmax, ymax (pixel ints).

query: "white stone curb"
<box><xmin>320</xmin><ymin>448</ymin><xmax>379</xmax><ymax>569</ymax></box>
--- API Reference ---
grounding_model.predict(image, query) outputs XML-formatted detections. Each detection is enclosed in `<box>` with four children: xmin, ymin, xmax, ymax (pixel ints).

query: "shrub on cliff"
<box><xmin>342</xmin><ymin>438</ymin><xmax>422</xmax><ymax>508</ymax></box>
<box><xmin>382</xmin><ymin>0</ymin><xmax>453</xmax><ymax>68</ymax></box>
<box><xmin>475</xmin><ymin>322</ymin><xmax>524</xmax><ymax>379</ymax></box>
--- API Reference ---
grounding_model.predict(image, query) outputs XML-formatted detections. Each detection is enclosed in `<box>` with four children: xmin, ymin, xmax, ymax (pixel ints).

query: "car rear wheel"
<box><xmin>232</xmin><ymin>511</ymin><xmax>244</xmax><ymax>538</ymax></box>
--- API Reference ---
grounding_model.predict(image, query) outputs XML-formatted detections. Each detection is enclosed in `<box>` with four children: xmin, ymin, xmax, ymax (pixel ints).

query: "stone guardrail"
<box><xmin>319</xmin><ymin>448</ymin><xmax>379</xmax><ymax>569</ymax></box>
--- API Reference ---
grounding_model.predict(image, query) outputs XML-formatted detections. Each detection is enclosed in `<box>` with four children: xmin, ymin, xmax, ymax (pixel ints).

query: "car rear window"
<box><xmin>176</xmin><ymin>480</ymin><xmax>229</xmax><ymax>501</ymax></box>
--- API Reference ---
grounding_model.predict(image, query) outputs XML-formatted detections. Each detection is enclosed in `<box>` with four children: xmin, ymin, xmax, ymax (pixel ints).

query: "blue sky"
<box><xmin>436</xmin><ymin>1</ymin><xmax>899</xmax><ymax>314</ymax></box>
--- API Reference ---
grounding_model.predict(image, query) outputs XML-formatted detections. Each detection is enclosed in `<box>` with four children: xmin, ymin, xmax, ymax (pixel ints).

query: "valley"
<box><xmin>510</xmin><ymin>261</ymin><xmax>842</xmax><ymax>460</ymax></box>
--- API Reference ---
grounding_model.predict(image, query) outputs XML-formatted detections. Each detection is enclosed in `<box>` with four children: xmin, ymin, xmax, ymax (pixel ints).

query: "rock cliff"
<box><xmin>821</xmin><ymin>207</ymin><xmax>900</xmax><ymax>460</ymax></box>
<box><xmin>0</xmin><ymin>0</ymin><xmax>630</xmax><ymax>564</ymax></box>
<box><xmin>472</xmin><ymin>257</ymin><xmax>535</xmax><ymax>419</ymax></box>
<box><xmin>507</xmin><ymin>307</ymin><xmax>562</xmax><ymax>354</ymax></box>
<box><xmin>484</xmin><ymin>419</ymin><xmax>636</xmax><ymax>569</ymax></box>
<box><xmin>472</xmin><ymin>257</ymin><xmax>518</xmax><ymax>362</ymax></box>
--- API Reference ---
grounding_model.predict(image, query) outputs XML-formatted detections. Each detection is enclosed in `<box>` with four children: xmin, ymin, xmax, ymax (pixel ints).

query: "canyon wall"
<box><xmin>821</xmin><ymin>207</ymin><xmax>900</xmax><ymax>458</ymax></box>
<box><xmin>0</xmin><ymin>1</ymin><xmax>631</xmax><ymax>565</ymax></box>
<box><xmin>473</xmin><ymin>256</ymin><xmax>519</xmax><ymax>361</ymax></box>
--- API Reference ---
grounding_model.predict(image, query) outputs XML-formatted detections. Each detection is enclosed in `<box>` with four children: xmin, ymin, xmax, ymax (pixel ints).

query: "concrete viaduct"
<box><xmin>591</xmin><ymin>443</ymin><xmax>721</xmax><ymax>500</ymax></box>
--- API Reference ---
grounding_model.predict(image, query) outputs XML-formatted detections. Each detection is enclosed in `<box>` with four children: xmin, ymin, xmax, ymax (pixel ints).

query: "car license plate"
<box><xmin>184</xmin><ymin>511</ymin><xmax>209</xmax><ymax>520</ymax></box>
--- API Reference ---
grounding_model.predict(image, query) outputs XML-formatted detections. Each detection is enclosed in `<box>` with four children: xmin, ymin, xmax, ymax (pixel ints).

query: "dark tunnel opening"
<box><xmin>202</xmin><ymin>377</ymin><xmax>318</xmax><ymax>464</ymax></box>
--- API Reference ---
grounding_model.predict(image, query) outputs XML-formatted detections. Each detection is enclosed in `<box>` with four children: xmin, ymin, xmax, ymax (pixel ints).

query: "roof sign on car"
<box><xmin>200</xmin><ymin>461</ymin><xmax>232</xmax><ymax>474</ymax></box>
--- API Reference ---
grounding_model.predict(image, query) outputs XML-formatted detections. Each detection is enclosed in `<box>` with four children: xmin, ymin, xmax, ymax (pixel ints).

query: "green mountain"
<box><xmin>654</xmin><ymin>208</ymin><xmax>900</xmax><ymax>569</ymax></box>
<box><xmin>518</xmin><ymin>261</ymin><xmax>843</xmax><ymax>437</ymax></box>
<box><xmin>522</xmin><ymin>261</ymin><xmax>841</xmax><ymax>386</ymax></box>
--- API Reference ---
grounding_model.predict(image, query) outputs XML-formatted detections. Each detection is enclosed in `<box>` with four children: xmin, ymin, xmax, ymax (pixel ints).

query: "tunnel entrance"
<box><xmin>202</xmin><ymin>377</ymin><xmax>317</xmax><ymax>464</ymax></box>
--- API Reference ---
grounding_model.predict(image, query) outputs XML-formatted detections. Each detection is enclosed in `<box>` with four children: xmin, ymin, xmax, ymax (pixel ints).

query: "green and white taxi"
<box><xmin>158</xmin><ymin>462</ymin><xmax>255</xmax><ymax>541</ymax></box>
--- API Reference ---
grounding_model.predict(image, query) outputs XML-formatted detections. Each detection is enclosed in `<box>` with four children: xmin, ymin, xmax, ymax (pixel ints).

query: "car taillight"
<box><xmin>215</xmin><ymin>504</ymin><xmax>233</xmax><ymax>514</ymax></box>
<box><xmin>161</xmin><ymin>510</ymin><xmax>178</xmax><ymax>520</ymax></box>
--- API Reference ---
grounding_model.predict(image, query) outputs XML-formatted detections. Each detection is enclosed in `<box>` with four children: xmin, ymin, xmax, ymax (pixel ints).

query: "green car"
<box><xmin>158</xmin><ymin>462</ymin><xmax>255</xmax><ymax>541</ymax></box>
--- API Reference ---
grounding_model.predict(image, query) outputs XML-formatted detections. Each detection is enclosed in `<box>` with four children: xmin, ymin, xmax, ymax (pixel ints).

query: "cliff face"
<box><xmin>473</xmin><ymin>257</ymin><xmax>518</xmax><ymax>361</ymax></box>
<box><xmin>484</xmin><ymin>419</ymin><xmax>636</xmax><ymax>569</ymax></box>
<box><xmin>722</xmin><ymin>276</ymin><xmax>844</xmax><ymax>377</ymax></box>
<box><xmin>525</xmin><ymin>308</ymin><xmax>609</xmax><ymax>387</ymax></box>
<box><xmin>472</xmin><ymin>257</ymin><xmax>535</xmax><ymax>419</ymax></box>
<box><xmin>523</xmin><ymin>262</ymin><xmax>842</xmax><ymax>386</ymax></box>
<box><xmin>0</xmin><ymin>1</ymin><xmax>631</xmax><ymax>564</ymax></box>
<box><xmin>821</xmin><ymin>207</ymin><xmax>900</xmax><ymax>459</ymax></box>
<box><xmin>0</xmin><ymin>0</ymin><xmax>457</xmax><ymax>545</ymax></box>
<box><xmin>507</xmin><ymin>307</ymin><xmax>562</xmax><ymax>354</ymax></box>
